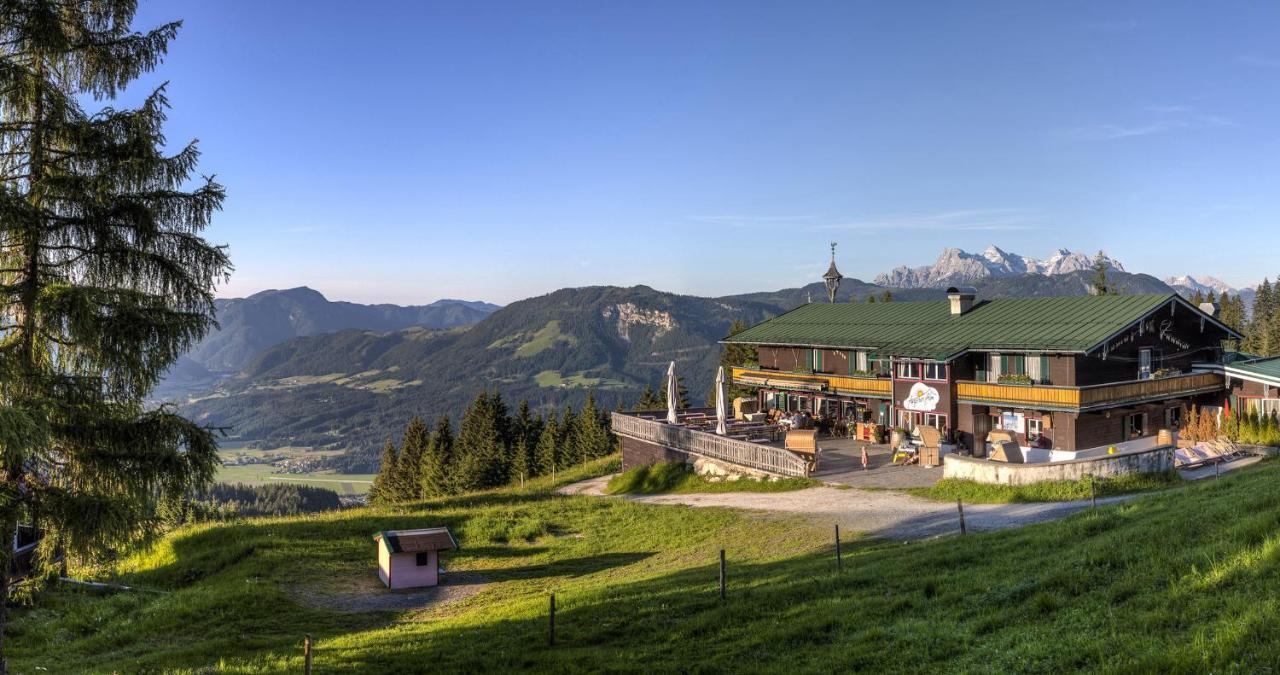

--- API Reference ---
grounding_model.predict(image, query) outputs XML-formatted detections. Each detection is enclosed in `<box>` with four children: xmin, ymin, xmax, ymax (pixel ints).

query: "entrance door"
<box><xmin>972</xmin><ymin>412</ymin><xmax>991</xmax><ymax>455</ymax></box>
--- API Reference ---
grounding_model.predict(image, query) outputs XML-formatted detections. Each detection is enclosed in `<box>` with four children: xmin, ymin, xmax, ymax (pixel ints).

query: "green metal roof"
<box><xmin>1224</xmin><ymin>356</ymin><xmax>1280</xmax><ymax>387</ymax></box>
<box><xmin>724</xmin><ymin>293</ymin><xmax>1193</xmax><ymax>360</ymax></box>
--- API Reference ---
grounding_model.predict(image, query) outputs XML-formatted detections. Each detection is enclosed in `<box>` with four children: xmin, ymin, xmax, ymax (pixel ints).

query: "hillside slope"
<box><xmin>13</xmin><ymin>460</ymin><xmax>1280</xmax><ymax>672</ymax></box>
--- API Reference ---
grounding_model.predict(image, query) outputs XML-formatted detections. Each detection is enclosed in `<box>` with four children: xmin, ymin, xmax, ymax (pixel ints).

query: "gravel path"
<box><xmin>557</xmin><ymin>476</ymin><xmax>1131</xmax><ymax>540</ymax></box>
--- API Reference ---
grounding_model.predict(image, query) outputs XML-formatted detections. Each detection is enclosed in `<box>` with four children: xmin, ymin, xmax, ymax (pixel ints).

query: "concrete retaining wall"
<box><xmin>943</xmin><ymin>445</ymin><xmax>1174</xmax><ymax>485</ymax></box>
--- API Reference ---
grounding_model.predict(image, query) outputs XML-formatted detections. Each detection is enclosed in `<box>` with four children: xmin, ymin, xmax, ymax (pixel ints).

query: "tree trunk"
<box><xmin>0</xmin><ymin>509</ymin><xmax>17</xmax><ymax>675</ymax></box>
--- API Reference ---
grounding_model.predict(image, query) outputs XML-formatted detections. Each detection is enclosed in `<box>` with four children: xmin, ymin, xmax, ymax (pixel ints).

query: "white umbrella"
<box><xmin>714</xmin><ymin>365</ymin><xmax>728</xmax><ymax>435</ymax></box>
<box><xmin>666</xmin><ymin>360</ymin><xmax>679</xmax><ymax>424</ymax></box>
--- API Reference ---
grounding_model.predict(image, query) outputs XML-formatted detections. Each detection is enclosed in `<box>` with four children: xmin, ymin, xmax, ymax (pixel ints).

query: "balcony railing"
<box><xmin>611</xmin><ymin>412</ymin><xmax>810</xmax><ymax>477</ymax></box>
<box><xmin>956</xmin><ymin>372</ymin><xmax>1225</xmax><ymax>412</ymax></box>
<box><xmin>729</xmin><ymin>367</ymin><xmax>893</xmax><ymax>399</ymax></box>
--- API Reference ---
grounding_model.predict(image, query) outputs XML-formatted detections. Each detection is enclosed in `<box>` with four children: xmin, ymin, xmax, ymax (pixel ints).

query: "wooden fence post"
<box><xmin>957</xmin><ymin>499</ymin><xmax>966</xmax><ymax>535</ymax></box>
<box><xmin>549</xmin><ymin>592</ymin><xmax>556</xmax><ymax>646</ymax></box>
<box><xmin>1215</xmin><ymin>461</ymin><xmax>1221</xmax><ymax>480</ymax></box>
<box><xmin>1090</xmin><ymin>475</ymin><xmax>1097</xmax><ymax>510</ymax></box>
<box><xmin>303</xmin><ymin>635</ymin><xmax>312</xmax><ymax>675</ymax></box>
<box><xmin>835</xmin><ymin>524</ymin><xmax>842</xmax><ymax>571</ymax></box>
<box><xmin>719</xmin><ymin>549</ymin><xmax>726</xmax><ymax>600</ymax></box>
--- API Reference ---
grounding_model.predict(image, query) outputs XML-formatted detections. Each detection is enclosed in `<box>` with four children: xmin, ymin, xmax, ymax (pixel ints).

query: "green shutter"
<box><xmin>1040</xmin><ymin>355</ymin><xmax>1050</xmax><ymax>383</ymax></box>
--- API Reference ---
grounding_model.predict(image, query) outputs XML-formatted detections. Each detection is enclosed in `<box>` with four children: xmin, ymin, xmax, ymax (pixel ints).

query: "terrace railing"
<box><xmin>956</xmin><ymin>371</ymin><xmax>1225</xmax><ymax>412</ymax></box>
<box><xmin>730</xmin><ymin>367</ymin><xmax>892</xmax><ymax>399</ymax></box>
<box><xmin>611</xmin><ymin>412</ymin><xmax>811</xmax><ymax>477</ymax></box>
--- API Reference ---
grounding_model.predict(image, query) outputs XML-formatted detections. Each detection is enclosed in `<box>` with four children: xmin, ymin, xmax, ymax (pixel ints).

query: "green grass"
<box><xmin>13</xmin><ymin>459</ymin><xmax>1280</xmax><ymax>672</ymax></box>
<box><xmin>535</xmin><ymin>369</ymin><xmax>629</xmax><ymax>390</ymax></box>
<box><xmin>514</xmin><ymin>320</ymin><xmax>577</xmax><ymax>358</ymax></box>
<box><xmin>907</xmin><ymin>470</ymin><xmax>1183</xmax><ymax>503</ymax></box>
<box><xmin>605</xmin><ymin>462</ymin><xmax>819</xmax><ymax>495</ymax></box>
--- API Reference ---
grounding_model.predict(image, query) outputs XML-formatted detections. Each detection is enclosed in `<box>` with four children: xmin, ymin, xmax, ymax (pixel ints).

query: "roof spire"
<box><xmin>823</xmin><ymin>242</ymin><xmax>843</xmax><ymax>302</ymax></box>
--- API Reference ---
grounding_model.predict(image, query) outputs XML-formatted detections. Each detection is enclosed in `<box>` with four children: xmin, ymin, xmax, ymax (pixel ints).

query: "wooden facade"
<box><xmin>734</xmin><ymin>298</ymin><xmax>1236</xmax><ymax>454</ymax></box>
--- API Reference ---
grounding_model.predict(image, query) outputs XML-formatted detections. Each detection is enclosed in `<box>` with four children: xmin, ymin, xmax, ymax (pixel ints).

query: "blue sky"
<box><xmin>126</xmin><ymin>1</ymin><xmax>1280</xmax><ymax>304</ymax></box>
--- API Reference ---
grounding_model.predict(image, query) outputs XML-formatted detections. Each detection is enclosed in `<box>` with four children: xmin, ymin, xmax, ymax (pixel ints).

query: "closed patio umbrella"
<box><xmin>666</xmin><ymin>361</ymin><xmax>679</xmax><ymax>424</ymax></box>
<box><xmin>715</xmin><ymin>365</ymin><xmax>728</xmax><ymax>435</ymax></box>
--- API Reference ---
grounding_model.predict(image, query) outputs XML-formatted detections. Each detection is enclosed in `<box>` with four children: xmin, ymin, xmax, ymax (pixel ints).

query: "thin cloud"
<box><xmin>809</xmin><ymin>208</ymin><xmax>1041</xmax><ymax>233</ymax></box>
<box><xmin>1239</xmin><ymin>54</ymin><xmax>1280</xmax><ymax>68</ymax></box>
<box><xmin>1064</xmin><ymin>107</ymin><xmax>1233</xmax><ymax>141</ymax></box>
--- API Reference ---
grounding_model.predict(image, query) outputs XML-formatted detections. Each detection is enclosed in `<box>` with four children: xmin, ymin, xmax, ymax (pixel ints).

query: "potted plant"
<box><xmin>889</xmin><ymin>426</ymin><xmax>908</xmax><ymax>448</ymax></box>
<box><xmin>997</xmin><ymin>373</ymin><xmax>1034</xmax><ymax>385</ymax></box>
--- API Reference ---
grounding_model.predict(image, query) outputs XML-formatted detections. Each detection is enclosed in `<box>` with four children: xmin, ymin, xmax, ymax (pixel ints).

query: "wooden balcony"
<box><xmin>956</xmin><ymin>372</ymin><xmax>1225</xmax><ymax>412</ymax></box>
<box><xmin>730</xmin><ymin>367</ymin><xmax>892</xmax><ymax>399</ymax></box>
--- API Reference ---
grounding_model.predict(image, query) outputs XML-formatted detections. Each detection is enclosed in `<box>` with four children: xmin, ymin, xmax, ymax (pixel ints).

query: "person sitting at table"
<box><xmin>789</xmin><ymin>411</ymin><xmax>804</xmax><ymax>429</ymax></box>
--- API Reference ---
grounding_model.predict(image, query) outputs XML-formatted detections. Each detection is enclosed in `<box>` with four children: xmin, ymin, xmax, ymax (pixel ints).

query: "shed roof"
<box><xmin>1224</xmin><ymin>356</ymin><xmax>1280</xmax><ymax>388</ymax></box>
<box><xmin>373</xmin><ymin>527</ymin><xmax>458</xmax><ymax>554</ymax></box>
<box><xmin>723</xmin><ymin>293</ymin><xmax>1236</xmax><ymax>360</ymax></box>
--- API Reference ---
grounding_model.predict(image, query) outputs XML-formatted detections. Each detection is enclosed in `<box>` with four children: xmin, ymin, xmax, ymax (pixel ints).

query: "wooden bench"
<box><xmin>785</xmin><ymin>430</ymin><xmax>821</xmax><ymax>473</ymax></box>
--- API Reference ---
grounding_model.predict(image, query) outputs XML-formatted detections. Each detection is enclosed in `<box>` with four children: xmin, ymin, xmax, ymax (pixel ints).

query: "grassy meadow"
<box><xmin>907</xmin><ymin>470</ymin><xmax>1183</xmax><ymax>504</ymax></box>
<box><xmin>217</xmin><ymin>443</ymin><xmax>375</xmax><ymax>496</ymax></box>
<box><xmin>11</xmin><ymin>456</ymin><xmax>1280</xmax><ymax>672</ymax></box>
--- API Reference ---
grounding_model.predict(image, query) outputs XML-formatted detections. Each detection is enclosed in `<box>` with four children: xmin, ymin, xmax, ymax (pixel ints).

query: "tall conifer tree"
<box><xmin>533</xmin><ymin>415</ymin><xmax>559</xmax><ymax>478</ymax></box>
<box><xmin>368</xmin><ymin>439</ymin><xmax>400</xmax><ymax>505</ymax></box>
<box><xmin>0</xmin><ymin>1</ymin><xmax>230</xmax><ymax>659</ymax></box>
<box><xmin>395</xmin><ymin>416</ymin><xmax>430</xmax><ymax>501</ymax></box>
<box><xmin>420</xmin><ymin>415</ymin><xmax>454</xmax><ymax>497</ymax></box>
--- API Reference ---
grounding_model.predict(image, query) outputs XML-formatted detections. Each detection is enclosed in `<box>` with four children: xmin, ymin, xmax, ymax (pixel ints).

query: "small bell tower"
<box><xmin>823</xmin><ymin>242</ymin><xmax>843</xmax><ymax>303</ymax></box>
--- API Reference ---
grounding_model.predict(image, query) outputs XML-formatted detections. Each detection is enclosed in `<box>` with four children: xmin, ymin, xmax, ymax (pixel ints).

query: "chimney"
<box><xmin>947</xmin><ymin>286</ymin><xmax>976</xmax><ymax>315</ymax></box>
<box><xmin>1198</xmin><ymin>302</ymin><xmax>1219</xmax><ymax>317</ymax></box>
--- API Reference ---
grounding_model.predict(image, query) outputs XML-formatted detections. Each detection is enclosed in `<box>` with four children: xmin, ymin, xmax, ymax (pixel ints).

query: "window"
<box><xmin>1025</xmin><ymin>355</ymin><xmax>1050</xmax><ymax>384</ymax></box>
<box><xmin>1139</xmin><ymin>348</ymin><xmax>1153</xmax><ymax>379</ymax></box>
<box><xmin>1126</xmin><ymin>413</ymin><xmax>1147</xmax><ymax>440</ymax></box>
<box><xmin>897</xmin><ymin>410</ymin><xmax>923</xmax><ymax>430</ymax></box>
<box><xmin>415</xmin><ymin>552</ymin><xmax>430</xmax><ymax>567</ymax></box>
<box><xmin>1000</xmin><ymin>354</ymin><xmax>1027</xmax><ymax>376</ymax></box>
<box><xmin>1164</xmin><ymin>406</ymin><xmax>1183</xmax><ymax>430</ymax></box>
<box><xmin>924</xmin><ymin>363</ymin><xmax>947</xmax><ymax>381</ymax></box>
<box><xmin>849</xmin><ymin>350</ymin><xmax>869</xmax><ymax>374</ymax></box>
<box><xmin>810</xmin><ymin>349</ymin><xmax>824</xmax><ymax>372</ymax></box>
<box><xmin>1027</xmin><ymin>417</ymin><xmax>1043</xmax><ymax>441</ymax></box>
<box><xmin>897</xmin><ymin>361</ymin><xmax>922</xmax><ymax>380</ymax></box>
<box><xmin>923</xmin><ymin>413</ymin><xmax>948</xmax><ymax>430</ymax></box>
<box><xmin>764</xmin><ymin>392</ymin><xmax>777</xmax><ymax>410</ymax></box>
<box><xmin>868</xmin><ymin>354</ymin><xmax>891</xmax><ymax>376</ymax></box>
<box><xmin>795</xmin><ymin>396</ymin><xmax>809</xmax><ymax>412</ymax></box>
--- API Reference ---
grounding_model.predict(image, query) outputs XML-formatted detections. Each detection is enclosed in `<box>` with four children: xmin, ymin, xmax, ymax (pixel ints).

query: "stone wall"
<box><xmin>942</xmin><ymin>445</ymin><xmax>1174</xmax><ymax>485</ymax></box>
<box><xmin>619</xmin><ymin>436</ymin><xmax>688</xmax><ymax>471</ymax></box>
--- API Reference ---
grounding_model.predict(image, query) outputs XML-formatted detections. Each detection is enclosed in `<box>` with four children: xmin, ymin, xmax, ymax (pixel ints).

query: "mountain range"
<box><xmin>173</xmin><ymin>267</ymin><xmax>1175</xmax><ymax>471</ymax></box>
<box><xmin>873</xmin><ymin>245</ymin><xmax>1124</xmax><ymax>288</ymax></box>
<box><xmin>152</xmin><ymin>288</ymin><xmax>500</xmax><ymax>400</ymax></box>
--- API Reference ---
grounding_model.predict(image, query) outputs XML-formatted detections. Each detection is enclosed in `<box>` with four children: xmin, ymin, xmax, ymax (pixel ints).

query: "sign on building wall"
<box><xmin>902</xmin><ymin>382</ymin><xmax>940</xmax><ymax>412</ymax></box>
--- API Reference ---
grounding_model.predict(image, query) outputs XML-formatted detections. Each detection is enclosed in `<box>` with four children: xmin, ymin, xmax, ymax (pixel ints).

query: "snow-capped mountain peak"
<box><xmin>872</xmin><ymin>245</ymin><xmax>1122</xmax><ymax>288</ymax></box>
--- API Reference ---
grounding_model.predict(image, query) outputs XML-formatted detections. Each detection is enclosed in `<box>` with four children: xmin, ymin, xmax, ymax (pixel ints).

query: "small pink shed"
<box><xmin>372</xmin><ymin>527</ymin><xmax>458</xmax><ymax>590</ymax></box>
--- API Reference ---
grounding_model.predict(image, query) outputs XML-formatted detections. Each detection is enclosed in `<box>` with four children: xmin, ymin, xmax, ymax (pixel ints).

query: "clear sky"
<box><xmin>126</xmin><ymin>1</ymin><xmax>1280</xmax><ymax>305</ymax></box>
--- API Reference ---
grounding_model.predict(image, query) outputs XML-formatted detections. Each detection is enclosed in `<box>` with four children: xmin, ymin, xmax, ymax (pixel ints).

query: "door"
<box><xmin>972</xmin><ymin>412</ymin><xmax>991</xmax><ymax>456</ymax></box>
<box><xmin>1139</xmin><ymin>348</ymin><xmax>1153</xmax><ymax>379</ymax></box>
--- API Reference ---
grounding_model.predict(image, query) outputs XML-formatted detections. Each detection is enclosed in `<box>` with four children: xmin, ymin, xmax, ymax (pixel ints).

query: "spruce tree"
<box><xmin>534</xmin><ymin>416</ymin><xmax>560</xmax><ymax>478</ymax></box>
<box><xmin>455</xmin><ymin>391</ymin><xmax>505</xmax><ymax>491</ymax></box>
<box><xmin>636</xmin><ymin>384</ymin><xmax>661</xmax><ymax>410</ymax></box>
<box><xmin>573</xmin><ymin>393</ymin><xmax>610</xmax><ymax>463</ymax></box>
<box><xmin>420</xmin><ymin>415</ymin><xmax>454</xmax><ymax>497</ymax></box>
<box><xmin>369</xmin><ymin>439</ymin><xmax>400</xmax><ymax>505</ymax></box>
<box><xmin>511</xmin><ymin>437</ymin><xmax>532</xmax><ymax>487</ymax></box>
<box><xmin>1090</xmin><ymin>251</ymin><xmax>1115</xmax><ymax>295</ymax></box>
<box><xmin>881</xmin><ymin>290</ymin><xmax>893</xmax><ymax>303</ymax></box>
<box><xmin>0</xmin><ymin>2</ymin><xmax>230</xmax><ymax>657</ymax></box>
<box><xmin>395</xmin><ymin>416</ymin><xmax>430</xmax><ymax>501</ymax></box>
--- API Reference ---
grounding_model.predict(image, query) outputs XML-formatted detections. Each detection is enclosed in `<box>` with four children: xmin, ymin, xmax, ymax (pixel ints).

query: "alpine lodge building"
<box><xmin>722</xmin><ymin>287</ymin><xmax>1241</xmax><ymax>457</ymax></box>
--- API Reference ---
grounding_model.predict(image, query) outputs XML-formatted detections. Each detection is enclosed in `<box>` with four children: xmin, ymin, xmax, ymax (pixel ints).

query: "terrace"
<box><xmin>612</xmin><ymin>409</ymin><xmax>942</xmax><ymax>487</ymax></box>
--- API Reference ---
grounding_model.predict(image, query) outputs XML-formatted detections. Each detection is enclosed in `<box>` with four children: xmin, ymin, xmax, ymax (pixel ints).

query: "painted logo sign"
<box><xmin>902</xmin><ymin>382</ymin><xmax>940</xmax><ymax>412</ymax></box>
